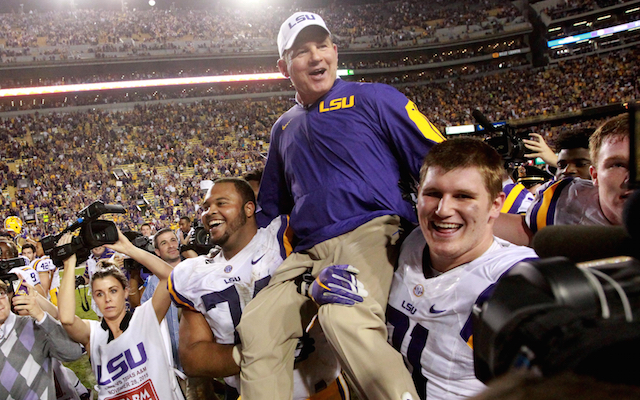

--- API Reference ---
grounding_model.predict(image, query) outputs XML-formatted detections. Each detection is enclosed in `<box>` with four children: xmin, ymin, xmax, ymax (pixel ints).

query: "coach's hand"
<box><xmin>309</xmin><ymin>264</ymin><xmax>368</xmax><ymax>306</ymax></box>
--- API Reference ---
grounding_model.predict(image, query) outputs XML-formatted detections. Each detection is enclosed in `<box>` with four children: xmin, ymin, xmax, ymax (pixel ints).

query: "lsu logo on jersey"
<box><xmin>319</xmin><ymin>95</ymin><xmax>354</xmax><ymax>113</ymax></box>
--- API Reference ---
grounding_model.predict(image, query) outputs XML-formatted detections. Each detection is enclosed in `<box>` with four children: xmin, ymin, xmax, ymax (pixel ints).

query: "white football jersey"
<box><xmin>387</xmin><ymin>228</ymin><xmax>537</xmax><ymax>400</ymax></box>
<box><xmin>169</xmin><ymin>216</ymin><xmax>341</xmax><ymax>398</ymax></box>
<box><xmin>9</xmin><ymin>263</ymin><xmax>41</xmax><ymax>293</ymax></box>
<box><xmin>31</xmin><ymin>256</ymin><xmax>60</xmax><ymax>302</ymax></box>
<box><xmin>525</xmin><ymin>177</ymin><xmax>610</xmax><ymax>233</ymax></box>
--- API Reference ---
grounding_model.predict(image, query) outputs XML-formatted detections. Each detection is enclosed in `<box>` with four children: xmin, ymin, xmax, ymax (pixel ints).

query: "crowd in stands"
<box><xmin>0</xmin><ymin>0</ymin><xmax>527</xmax><ymax>64</ymax></box>
<box><xmin>0</xmin><ymin>37</ymin><xmax>527</xmax><ymax>90</ymax></box>
<box><xmin>539</xmin><ymin>0</ymin><xmax>635</xmax><ymax>20</ymax></box>
<box><xmin>1</xmin><ymin>46</ymin><xmax>636</xmax><ymax>123</ymax></box>
<box><xmin>0</xmin><ymin>98</ymin><xmax>284</xmax><ymax>238</ymax></box>
<box><xmin>1</xmin><ymin>47</ymin><xmax>637</xmax><ymax>239</ymax></box>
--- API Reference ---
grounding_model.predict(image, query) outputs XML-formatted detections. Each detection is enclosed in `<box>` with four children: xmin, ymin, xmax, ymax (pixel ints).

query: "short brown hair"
<box><xmin>420</xmin><ymin>138</ymin><xmax>504</xmax><ymax>200</ymax></box>
<box><xmin>0</xmin><ymin>280</ymin><xmax>9</xmax><ymax>294</ymax></box>
<box><xmin>589</xmin><ymin>114</ymin><xmax>629</xmax><ymax>167</ymax></box>
<box><xmin>153</xmin><ymin>228</ymin><xmax>175</xmax><ymax>249</ymax></box>
<box><xmin>91</xmin><ymin>261</ymin><xmax>128</xmax><ymax>291</ymax></box>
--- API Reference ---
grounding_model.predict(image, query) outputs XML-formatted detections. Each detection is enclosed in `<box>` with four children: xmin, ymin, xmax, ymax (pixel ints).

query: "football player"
<box><xmin>169</xmin><ymin>178</ymin><xmax>348</xmax><ymax>400</ymax></box>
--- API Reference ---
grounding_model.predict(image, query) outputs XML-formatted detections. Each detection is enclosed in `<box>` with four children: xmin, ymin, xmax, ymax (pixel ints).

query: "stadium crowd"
<box><xmin>0</xmin><ymin>37</ymin><xmax>527</xmax><ymax>90</ymax></box>
<box><xmin>2</xmin><ymin>45</ymin><xmax>637</xmax><ymax>238</ymax></box>
<box><xmin>0</xmin><ymin>0</ymin><xmax>527</xmax><ymax>64</ymax></box>
<box><xmin>0</xmin><ymin>4</ymin><xmax>638</xmax><ymax>400</ymax></box>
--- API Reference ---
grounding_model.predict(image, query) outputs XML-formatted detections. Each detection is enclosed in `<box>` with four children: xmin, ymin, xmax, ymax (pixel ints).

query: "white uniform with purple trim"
<box><xmin>31</xmin><ymin>256</ymin><xmax>60</xmax><ymax>303</ymax></box>
<box><xmin>525</xmin><ymin>177</ymin><xmax>609</xmax><ymax>233</ymax></box>
<box><xmin>169</xmin><ymin>217</ymin><xmax>341</xmax><ymax>398</ymax></box>
<box><xmin>9</xmin><ymin>256</ymin><xmax>41</xmax><ymax>293</ymax></box>
<box><xmin>387</xmin><ymin>228</ymin><xmax>537</xmax><ymax>400</ymax></box>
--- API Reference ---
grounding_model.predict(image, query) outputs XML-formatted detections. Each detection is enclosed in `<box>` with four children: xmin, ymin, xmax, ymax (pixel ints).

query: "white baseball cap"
<box><xmin>277</xmin><ymin>12</ymin><xmax>331</xmax><ymax>59</ymax></box>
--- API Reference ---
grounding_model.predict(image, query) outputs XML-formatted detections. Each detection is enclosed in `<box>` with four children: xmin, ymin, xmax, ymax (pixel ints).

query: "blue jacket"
<box><xmin>258</xmin><ymin>79</ymin><xmax>444</xmax><ymax>252</ymax></box>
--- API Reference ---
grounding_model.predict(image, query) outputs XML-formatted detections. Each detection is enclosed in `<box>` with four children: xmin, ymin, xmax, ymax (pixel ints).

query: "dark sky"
<box><xmin>0</xmin><ymin>0</ymin><xmax>375</xmax><ymax>13</ymax></box>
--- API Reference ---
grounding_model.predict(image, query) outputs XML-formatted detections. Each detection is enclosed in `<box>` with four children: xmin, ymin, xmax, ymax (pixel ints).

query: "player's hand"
<box><xmin>523</xmin><ymin>133</ymin><xmax>558</xmax><ymax>167</ymax></box>
<box><xmin>309</xmin><ymin>265</ymin><xmax>368</xmax><ymax>306</ymax></box>
<box><xmin>12</xmin><ymin>283</ymin><xmax>45</xmax><ymax>321</ymax></box>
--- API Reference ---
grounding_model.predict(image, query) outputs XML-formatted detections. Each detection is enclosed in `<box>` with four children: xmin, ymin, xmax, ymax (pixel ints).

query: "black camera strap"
<box><xmin>78</xmin><ymin>284</ymin><xmax>90</xmax><ymax>312</ymax></box>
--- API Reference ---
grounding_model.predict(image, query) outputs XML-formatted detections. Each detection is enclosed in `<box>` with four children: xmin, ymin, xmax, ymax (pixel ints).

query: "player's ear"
<box><xmin>589</xmin><ymin>164</ymin><xmax>598</xmax><ymax>186</ymax></box>
<box><xmin>490</xmin><ymin>192</ymin><xmax>505</xmax><ymax>219</ymax></box>
<box><xmin>244</xmin><ymin>200</ymin><xmax>256</xmax><ymax>218</ymax></box>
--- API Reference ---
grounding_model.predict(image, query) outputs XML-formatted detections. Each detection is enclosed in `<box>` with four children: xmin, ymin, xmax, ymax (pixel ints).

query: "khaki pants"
<box><xmin>237</xmin><ymin>215</ymin><xmax>419</xmax><ymax>400</ymax></box>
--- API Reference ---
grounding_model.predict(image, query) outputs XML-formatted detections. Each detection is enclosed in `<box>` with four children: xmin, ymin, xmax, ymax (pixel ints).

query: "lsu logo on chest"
<box><xmin>98</xmin><ymin>342</ymin><xmax>147</xmax><ymax>385</ymax></box>
<box><xmin>319</xmin><ymin>95</ymin><xmax>354</xmax><ymax>113</ymax></box>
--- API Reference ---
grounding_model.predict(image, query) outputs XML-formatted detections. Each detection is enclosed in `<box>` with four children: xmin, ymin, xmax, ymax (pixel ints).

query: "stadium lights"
<box><xmin>548</xmin><ymin>27</ymin><xmax>561</xmax><ymax>32</ymax></box>
<box><xmin>597</xmin><ymin>15</ymin><xmax>611</xmax><ymax>20</ymax></box>
<box><xmin>0</xmin><ymin>69</ymin><xmax>354</xmax><ymax>98</ymax></box>
<box><xmin>548</xmin><ymin>19</ymin><xmax>640</xmax><ymax>47</ymax></box>
<box><xmin>626</xmin><ymin>7</ymin><xmax>640</xmax><ymax>13</ymax></box>
<box><xmin>573</xmin><ymin>21</ymin><xmax>587</xmax><ymax>26</ymax></box>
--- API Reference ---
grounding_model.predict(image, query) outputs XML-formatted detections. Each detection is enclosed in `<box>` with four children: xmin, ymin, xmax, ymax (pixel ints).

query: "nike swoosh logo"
<box><xmin>282</xmin><ymin>120</ymin><xmax>292</xmax><ymax>130</ymax></box>
<box><xmin>251</xmin><ymin>254</ymin><xmax>265</xmax><ymax>265</ymax></box>
<box><xmin>429</xmin><ymin>305</ymin><xmax>446</xmax><ymax>314</ymax></box>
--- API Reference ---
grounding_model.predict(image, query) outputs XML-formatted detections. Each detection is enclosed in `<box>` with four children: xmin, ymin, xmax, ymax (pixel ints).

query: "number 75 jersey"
<box><xmin>168</xmin><ymin>216</ymin><xmax>289</xmax><ymax>345</ymax></box>
<box><xmin>386</xmin><ymin>229</ymin><xmax>536</xmax><ymax>400</ymax></box>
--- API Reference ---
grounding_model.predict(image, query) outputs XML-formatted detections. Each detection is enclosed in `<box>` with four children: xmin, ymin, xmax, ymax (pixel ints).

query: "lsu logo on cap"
<box><xmin>287</xmin><ymin>14</ymin><xmax>318</xmax><ymax>30</ymax></box>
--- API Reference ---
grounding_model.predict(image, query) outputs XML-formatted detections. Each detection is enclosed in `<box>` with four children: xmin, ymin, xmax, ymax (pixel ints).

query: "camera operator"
<box><xmin>0</xmin><ymin>279</ymin><xmax>83</xmax><ymax>399</ymax></box>
<box><xmin>0</xmin><ymin>239</ymin><xmax>46</xmax><ymax>297</ymax></box>
<box><xmin>2</xmin><ymin>238</ymin><xmax>90</xmax><ymax>399</ymax></box>
<box><xmin>57</xmin><ymin>230</ymin><xmax>185</xmax><ymax>400</ymax></box>
<box><xmin>141</xmin><ymin>223</ymin><xmax>154</xmax><ymax>238</ymax></box>
<box><xmin>495</xmin><ymin>114</ymin><xmax>631</xmax><ymax>245</ymax></box>
<box><xmin>81</xmin><ymin>243</ymin><xmax>123</xmax><ymax>317</ymax></box>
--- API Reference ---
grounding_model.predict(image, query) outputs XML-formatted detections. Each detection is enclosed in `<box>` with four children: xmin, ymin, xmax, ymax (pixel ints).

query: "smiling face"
<box><xmin>590</xmin><ymin>136</ymin><xmax>631</xmax><ymax>225</ymax></box>
<box><xmin>278</xmin><ymin>26</ymin><xmax>338</xmax><ymax>106</ymax></box>
<box><xmin>200</xmin><ymin>181</ymin><xmax>256</xmax><ymax>257</ymax></box>
<box><xmin>154</xmin><ymin>231</ymin><xmax>180</xmax><ymax>265</ymax></box>
<box><xmin>92</xmin><ymin>276</ymin><xmax>127</xmax><ymax>320</ymax></box>
<box><xmin>418</xmin><ymin>166</ymin><xmax>504</xmax><ymax>273</ymax></box>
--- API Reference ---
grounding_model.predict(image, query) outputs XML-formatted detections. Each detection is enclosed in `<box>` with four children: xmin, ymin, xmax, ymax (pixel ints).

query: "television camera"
<box><xmin>473</xmin><ymin>102</ymin><xmax>640</xmax><ymax>386</ymax></box>
<box><xmin>472</xmin><ymin>109</ymin><xmax>531</xmax><ymax>165</ymax></box>
<box><xmin>122</xmin><ymin>231</ymin><xmax>154</xmax><ymax>274</ymax></box>
<box><xmin>40</xmin><ymin>201</ymin><xmax>126</xmax><ymax>266</ymax></box>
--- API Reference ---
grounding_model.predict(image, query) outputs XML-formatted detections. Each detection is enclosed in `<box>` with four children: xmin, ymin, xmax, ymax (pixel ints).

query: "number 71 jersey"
<box><xmin>386</xmin><ymin>229</ymin><xmax>537</xmax><ymax>400</ymax></box>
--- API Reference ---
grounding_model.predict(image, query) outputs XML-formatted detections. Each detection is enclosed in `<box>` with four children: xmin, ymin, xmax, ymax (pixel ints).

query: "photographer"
<box><xmin>0</xmin><ymin>238</ymin><xmax>46</xmax><ymax>297</ymax></box>
<box><xmin>1</xmin><ymin>280</ymin><xmax>83</xmax><ymax>399</ymax></box>
<box><xmin>57</xmin><ymin>230</ymin><xmax>185</xmax><ymax>400</ymax></box>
